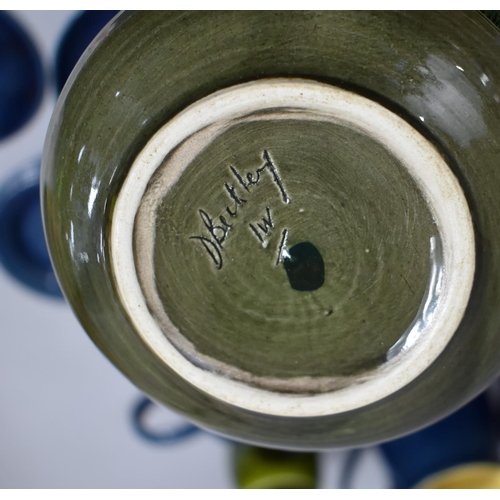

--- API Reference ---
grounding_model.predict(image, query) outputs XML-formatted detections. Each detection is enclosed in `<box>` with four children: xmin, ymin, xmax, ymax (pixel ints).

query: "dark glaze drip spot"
<box><xmin>283</xmin><ymin>242</ymin><xmax>325</xmax><ymax>292</ymax></box>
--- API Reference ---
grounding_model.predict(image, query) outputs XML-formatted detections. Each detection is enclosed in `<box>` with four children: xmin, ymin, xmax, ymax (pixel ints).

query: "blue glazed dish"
<box><xmin>0</xmin><ymin>160</ymin><xmax>61</xmax><ymax>298</ymax></box>
<box><xmin>0</xmin><ymin>12</ymin><xmax>44</xmax><ymax>141</ymax></box>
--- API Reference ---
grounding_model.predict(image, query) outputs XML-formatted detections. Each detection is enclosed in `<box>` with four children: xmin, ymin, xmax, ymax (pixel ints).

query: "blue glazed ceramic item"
<box><xmin>0</xmin><ymin>12</ymin><xmax>43</xmax><ymax>140</ymax></box>
<box><xmin>0</xmin><ymin>160</ymin><xmax>61</xmax><ymax>297</ymax></box>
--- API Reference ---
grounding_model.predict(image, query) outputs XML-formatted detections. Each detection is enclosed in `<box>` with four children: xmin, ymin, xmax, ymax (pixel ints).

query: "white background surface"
<box><xmin>0</xmin><ymin>10</ymin><xmax>391</xmax><ymax>488</ymax></box>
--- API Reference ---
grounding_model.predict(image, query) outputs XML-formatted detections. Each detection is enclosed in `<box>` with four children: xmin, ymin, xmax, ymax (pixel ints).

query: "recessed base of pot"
<box><xmin>111</xmin><ymin>78</ymin><xmax>475</xmax><ymax>417</ymax></box>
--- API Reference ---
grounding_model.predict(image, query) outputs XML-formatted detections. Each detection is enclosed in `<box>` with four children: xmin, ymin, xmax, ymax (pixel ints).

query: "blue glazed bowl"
<box><xmin>0</xmin><ymin>12</ymin><xmax>44</xmax><ymax>140</ymax></box>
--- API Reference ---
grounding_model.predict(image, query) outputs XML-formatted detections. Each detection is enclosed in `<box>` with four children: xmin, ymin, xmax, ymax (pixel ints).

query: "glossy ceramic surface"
<box><xmin>42</xmin><ymin>11</ymin><xmax>500</xmax><ymax>449</ymax></box>
<box><xmin>54</xmin><ymin>10</ymin><xmax>119</xmax><ymax>94</ymax></box>
<box><xmin>417</xmin><ymin>463</ymin><xmax>500</xmax><ymax>489</ymax></box>
<box><xmin>0</xmin><ymin>159</ymin><xmax>61</xmax><ymax>298</ymax></box>
<box><xmin>0</xmin><ymin>11</ymin><xmax>44</xmax><ymax>140</ymax></box>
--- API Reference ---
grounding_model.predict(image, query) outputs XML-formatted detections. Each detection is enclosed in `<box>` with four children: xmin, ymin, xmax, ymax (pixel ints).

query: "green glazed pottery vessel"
<box><xmin>234</xmin><ymin>446</ymin><xmax>317</xmax><ymax>488</ymax></box>
<box><xmin>42</xmin><ymin>11</ymin><xmax>500</xmax><ymax>449</ymax></box>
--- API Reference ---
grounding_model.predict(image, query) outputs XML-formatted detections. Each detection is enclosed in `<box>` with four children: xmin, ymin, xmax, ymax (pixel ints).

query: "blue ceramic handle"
<box><xmin>131</xmin><ymin>396</ymin><xmax>200</xmax><ymax>444</ymax></box>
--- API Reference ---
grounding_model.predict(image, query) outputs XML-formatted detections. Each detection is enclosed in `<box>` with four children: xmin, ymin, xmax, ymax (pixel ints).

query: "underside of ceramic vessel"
<box><xmin>111</xmin><ymin>79</ymin><xmax>474</xmax><ymax>417</ymax></box>
<box><xmin>42</xmin><ymin>11</ymin><xmax>500</xmax><ymax>449</ymax></box>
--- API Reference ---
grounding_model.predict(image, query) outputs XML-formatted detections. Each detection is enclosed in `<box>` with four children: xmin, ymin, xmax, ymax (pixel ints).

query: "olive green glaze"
<box><xmin>234</xmin><ymin>446</ymin><xmax>317</xmax><ymax>489</ymax></box>
<box><xmin>42</xmin><ymin>11</ymin><xmax>500</xmax><ymax>449</ymax></box>
<box><xmin>482</xmin><ymin>11</ymin><xmax>500</xmax><ymax>30</ymax></box>
<box><xmin>146</xmin><ymin>119</ymin><xmax>434</xmax><ymax>382</ymax></box>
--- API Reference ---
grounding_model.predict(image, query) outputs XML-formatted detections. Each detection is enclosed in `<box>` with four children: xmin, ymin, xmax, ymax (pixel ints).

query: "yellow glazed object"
<box><xmin>417</xmin><ymin>463</ymin><xmax>500</xmax><ymax>489</ymax></box>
